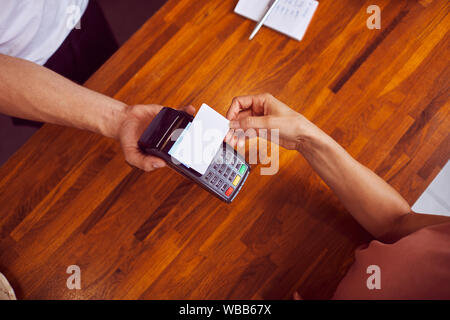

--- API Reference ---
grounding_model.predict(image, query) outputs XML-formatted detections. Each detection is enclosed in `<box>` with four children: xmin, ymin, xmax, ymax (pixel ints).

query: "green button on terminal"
<box><xmin>239</xmin><ymin>164</ymin><xmax>247</xmax><ymax>175</ymax></box>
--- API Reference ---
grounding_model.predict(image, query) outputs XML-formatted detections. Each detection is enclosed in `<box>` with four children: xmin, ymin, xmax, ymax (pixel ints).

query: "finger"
<box><xmin>181</xmin><ymin>105</ymin><xmax>196</xmax><ymax>116</ymax></box>
<box><xmin>230</xmin><ymin>116</ymin><xmax>275</xmax><ymax>130</ymax></box>
<box><xmin>142</xmin><ymin>104</ymin><xmax>164</xmax><ymax>117</ymax></box>
<box><xmin>120</xmin><ymin>124</ymin><xmax>166</xmax><ymax>171</ymax></box>
<box><xmin>226</xmin><ymin>95</ymin><xmax>252</xmax><ymax>120</ymax></box>
<box><xmin>225</xmin><ymin>129</ymin><xmax>234</xmax><ymax>143</ymax></box>
<box><xmin>237</xmin><ymin>135</ymin><xmax>246</xmax><ymax>149</ymax></box>
<box><xmin>125</xmin><ymin>148</ymin><xmax>166</xmax><ymax>172</ymax></box>
<box><xmin>236</xmin><ymin>109</ymin><xmax>252</xmax><ymax>120</ymax></box>
<box><xmin>226</xmin><ymin>95</ymin><xmax>258</xmax><ymax>120</ymax></box>
<box><xmin>227</xmin><ymin>133</ymin><xmax>238</xmax><ymax>148</ymax></box>
<box><xmin>224</xmin><ymin>112</ymin><xmax>250</xmax><ymax>144</ymax></box>
<box><xmin>141</xmin><ymin>155</ymin><xmax>166</xmax><ymax>170</ymax></box>
<box><xmin>226</xmin><ymin>94</ymin><xmax>272</xmax><ymax>120</ymax></box>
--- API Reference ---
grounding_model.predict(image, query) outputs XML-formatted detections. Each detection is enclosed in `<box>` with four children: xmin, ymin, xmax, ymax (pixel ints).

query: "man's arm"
<box><xmin>0</xmin><ymin>54</ymin><xmax>195</xmax><ymax>171</ymax></box>
<box><xmin>0</xmin><ymin>54</ymin><xmax>125</xmax><ymax>139</ymax></box>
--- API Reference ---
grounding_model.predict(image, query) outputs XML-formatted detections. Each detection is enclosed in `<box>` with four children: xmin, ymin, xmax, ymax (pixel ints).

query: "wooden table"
<box><xmin>0</xmin><ymin>0</ymin><xmax>448</xmax><ymax>299</ymax></box>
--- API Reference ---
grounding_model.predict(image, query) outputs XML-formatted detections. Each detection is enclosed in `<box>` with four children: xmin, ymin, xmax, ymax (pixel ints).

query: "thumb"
<box><xmin>229</xmin><ymin>116</ymin><xmax>274</xmax><ymax>130</ymax></box>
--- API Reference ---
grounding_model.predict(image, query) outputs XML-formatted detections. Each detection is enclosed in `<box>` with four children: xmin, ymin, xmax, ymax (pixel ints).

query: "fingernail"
<box><xmin>153</xmin><ymin>163</ymin><xmax>164</xmax><ymax>168</ymax></box>
<box><xmin>230</xmin><ymin>120</ymin><xmax>240</xmax><ymax>129</ymax></box>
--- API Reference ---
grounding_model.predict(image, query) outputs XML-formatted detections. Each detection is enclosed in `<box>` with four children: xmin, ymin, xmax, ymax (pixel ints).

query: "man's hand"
<box><xmin>0</xmin><ymin>54</ymin><xmax>198</xmax><ymax>172</ymax></box>
<box><xmin>118</xmin><ymin>104</ymin><xmax>196</xmax><ymax>172</ymax></box>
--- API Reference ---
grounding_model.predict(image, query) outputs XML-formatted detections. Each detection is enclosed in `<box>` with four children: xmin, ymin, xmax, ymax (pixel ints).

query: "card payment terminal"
<box><xmin>138</xmin><ymin>107</ymin><xmax>250</xmax><ymax>203</ymax></box>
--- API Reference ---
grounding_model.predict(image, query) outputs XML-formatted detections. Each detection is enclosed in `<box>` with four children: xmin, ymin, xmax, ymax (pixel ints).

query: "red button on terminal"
<box><xmin>225</xmin><ymin>187</ymin><xmax>234</xmax><ymax>197</ymax></box>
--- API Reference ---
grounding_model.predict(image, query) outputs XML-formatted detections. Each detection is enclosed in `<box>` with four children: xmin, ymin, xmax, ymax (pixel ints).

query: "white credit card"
<box><xmin>168</xmin><ymin>104</ymin><xmax>230</xmax><ymax>175</ymax></box>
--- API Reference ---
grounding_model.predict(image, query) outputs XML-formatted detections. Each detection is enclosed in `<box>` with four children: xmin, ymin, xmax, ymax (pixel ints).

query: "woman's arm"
<box><xmin>296</xmin><ymin>126</ymin><xmax>411</xmax><ymax>240</ymax></box>
<box><xmin>227</xmin><ymin>93</ymin><xmax>450</xmax><ymax>242</ymax></box>
<box><xmin>0</xmin><ymin>54</ymin><xmax>195</xmax><ymax>171</ymax></box>
<box><xmin>295</xmin><ymin>124</ymin><xmax>449</xmax><ymax>242</ymax></box>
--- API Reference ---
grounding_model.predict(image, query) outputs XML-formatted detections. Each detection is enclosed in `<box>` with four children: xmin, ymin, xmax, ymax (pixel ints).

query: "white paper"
<box><xmin>412</xmin><ymin>160</ymin><xmax>450</xmax><ymax>216</ymax></box>
<box><xmin>169</xmin><ymin>104</ymin><xmax>230</xmax><ymax>175</ymax></box>
<box><xmin>235</xmin><ymin>0</ymin><xmax>319</xmax><ymax>41</ymax></box>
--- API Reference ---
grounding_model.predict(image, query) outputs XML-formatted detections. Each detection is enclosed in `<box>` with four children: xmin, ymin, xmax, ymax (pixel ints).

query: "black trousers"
<box><xmin>13</xmin><ymin>0</ymin><xmax>118</xmax><ymax>127</ymax></box>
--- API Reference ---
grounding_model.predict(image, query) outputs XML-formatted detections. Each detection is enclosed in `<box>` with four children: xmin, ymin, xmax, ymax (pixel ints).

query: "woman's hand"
<box><xmin>117</xmin><ymin>104</ymin><xmax>196</xmax><ymax>172</ymax></box>
<box><xmin>226</xmin><ymin>93</ymin><xmax>317</xmax><ymax>150</ymax></box>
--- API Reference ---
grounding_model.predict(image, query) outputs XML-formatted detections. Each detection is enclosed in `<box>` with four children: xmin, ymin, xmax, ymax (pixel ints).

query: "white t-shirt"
<box><xmin>0</xmin><ymin>0</ymin><xmax>89</xmax><ymax>65</ymax></box>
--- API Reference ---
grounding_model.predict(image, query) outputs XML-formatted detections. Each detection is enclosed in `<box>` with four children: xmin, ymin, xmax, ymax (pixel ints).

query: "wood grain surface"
<box><xmin>0</xmin><ymin>0</ymin><xmax>449</xmax><ymax>299</ymax></box>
